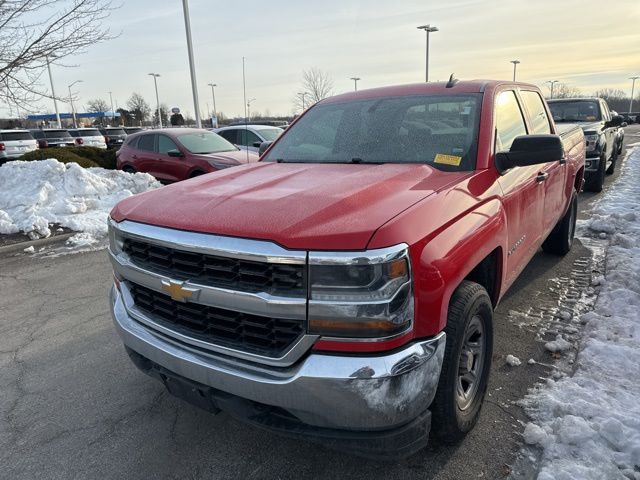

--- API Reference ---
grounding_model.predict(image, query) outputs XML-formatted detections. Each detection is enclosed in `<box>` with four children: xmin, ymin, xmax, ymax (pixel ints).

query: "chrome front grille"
<box><xmin>123</xmin><ymin>238</ymin><xmax>305</xmax><ymax>297</ymax></box>
<box><xmin>129</xmin><ymin>282</ymin><xmax>304</xmax><ymax>356</ymax></box>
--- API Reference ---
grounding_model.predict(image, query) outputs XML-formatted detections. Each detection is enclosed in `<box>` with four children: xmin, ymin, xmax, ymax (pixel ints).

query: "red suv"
<box><xmin>116</xmin><ymin>128</ymin><xmax>258</xmax><ymax>182</ymax></box>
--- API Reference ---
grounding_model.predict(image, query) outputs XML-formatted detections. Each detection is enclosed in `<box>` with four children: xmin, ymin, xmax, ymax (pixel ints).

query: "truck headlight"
<box><xmin>107</xmin><ymin>217</ymin><xmax>124</xmax><ymax>254</ymax></box>
<box><xmin>308</xmin><ymin>245</ymin><xmax>414</xmax><ymax>338</ymax></box>
<box><xmin>584</xmin><ymin>133</ymin><xmax>599</xmax><ymax>152</ymax></box>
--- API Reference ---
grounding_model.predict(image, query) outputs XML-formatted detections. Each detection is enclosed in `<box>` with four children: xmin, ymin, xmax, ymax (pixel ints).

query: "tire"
<box><xmin>430</xmin><ymin>281</ymin><xmax>493</xmax><ymax>443</ymax></box>
<box><xmin>122</xmin><ymin>165</ymin><xmax>136</xmax><ymax>174</ymax></box>
<box><xmin>542</xmin><ymin>191</ymin><xmax>577</xmax><ymax>256</ymax></box>
<box><xmin>584</xmin><ymin>152</ymin><xmax>606</xmax><ymax>192</ymax></box>
<box><xmin>606</xmin><ymin>148</ymin><xmax>618</xmax><ymax>175</ymax></box>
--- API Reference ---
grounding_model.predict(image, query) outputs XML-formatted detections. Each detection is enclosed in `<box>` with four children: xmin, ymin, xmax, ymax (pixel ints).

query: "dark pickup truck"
<box><xmin>547</xmin><ymin>97</ymin><xmax>624</xmax><ymax>192</ymax></box>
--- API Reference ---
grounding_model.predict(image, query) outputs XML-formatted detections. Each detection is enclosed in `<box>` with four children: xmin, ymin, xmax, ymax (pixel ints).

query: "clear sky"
<box><xmin>16</xmin><ymin>0</ymin><xmax>640</xmax><ymax>118</ymax></box>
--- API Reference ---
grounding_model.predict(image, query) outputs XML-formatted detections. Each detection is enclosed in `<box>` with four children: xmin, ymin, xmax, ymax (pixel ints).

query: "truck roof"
<box><xmin>322</xmin><ymin>80</ymin><xmax>541</xmax><ymax>104</ymax></box>
<box><xmin>546</xmin><ymin>97</ymin><xmax>601</xmax><ymax>102</ymax></box>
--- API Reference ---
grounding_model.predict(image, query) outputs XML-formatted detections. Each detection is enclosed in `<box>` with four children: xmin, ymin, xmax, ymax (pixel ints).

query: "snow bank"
<box><xmin>0</xmin><ymin>159</ymin><xmax>160</xmax><ymax>245</ymax></box>
<box><xmin>522</xmin><ymin>147</ymin><xmax>640</xmax><ymax>480</ymax></box>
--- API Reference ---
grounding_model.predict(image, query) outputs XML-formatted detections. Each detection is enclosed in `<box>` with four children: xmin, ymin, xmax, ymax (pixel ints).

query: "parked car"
<box><xmin>124</xmin><ymin>127</ymin><xmax>144</xmax><ymax>135</ymax></box>
<box><xmin>108</xmin><ymin>80</ymin><xmax>585</xmax><ymax>458</ymax></box>
<box><xmin>29</xmin><ymin>129</ymin><xmax>75</xmax><ymax>149</ymax></box>
<box><xmin>116</xmin><ymin>128</ymin><xmax>258</xmax><ymax>182</ymax></box>
<box><xmin>214</xmin><ymin>125</ymin><xmax>283</xmax><ymax>153</ymax></box>
<box><xmin>98</xmin><ymin>127</ymin><xmax>127</xmax><ymax>150</ymax></box>
<box><xmin>68</xmin><ymin>128</ymin><xmax>107</xmax><ymax>149</ymax></box>
<box><xmin>0</xmin><ymin>129</ymin><xmax>38</xmax><ymax>163</ymax></box>
<box><xmin>547</xmin><ymin>97</ymin><xmax>623</xmax><ymax>192</ymax></box>
<box><xmin>610</xmin><ymin>110</ymin><xmax>625</xmax><ymax>156</ymax></box>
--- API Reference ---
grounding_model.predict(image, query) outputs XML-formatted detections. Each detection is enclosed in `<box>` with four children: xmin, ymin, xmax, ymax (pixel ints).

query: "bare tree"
<box><xmin>593</xmin><ymin>88</ymin><xmax>629</xmax><ymax>112</ymax></box>
<box><xmin>86</xmin><ymin>98</ymin><xmax>110</xmax><ymax>113</ymax></box>
<box><xmin>551</xmin><ymin>83</ymin><xmax>582</xmax><ymax>99</ymax></box>
<box><xmin>0</xmin><ymin>0</ymin><xmax>116</xmax><ymax>110</ymax></box>
<box><xmin>153</xmin><ymin>102</ymin><xmax>169</xmax><ymax>126</ymax></box>
<box><xmin>292</xmin><ymin>68</ymin><xmax>334</xmax><ymax>111</ymax></box>
<box><xmin>126</xmin><ymin>93</ymin><xmax>150</xmax><ymax>124</ymax></box>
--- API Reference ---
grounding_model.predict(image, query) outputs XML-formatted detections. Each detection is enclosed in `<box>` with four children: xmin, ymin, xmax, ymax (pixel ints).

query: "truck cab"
<box><xmin>547</xmin><ymin>97</ymin><xmax>623</xmax><ymax>191</ymax></box>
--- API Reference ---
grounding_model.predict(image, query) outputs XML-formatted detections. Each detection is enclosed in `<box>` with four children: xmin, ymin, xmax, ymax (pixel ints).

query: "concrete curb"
<box><xmin>0</xmin><ymin>232</ymin><xmax>75</xmax><ymax>255</ymax></box>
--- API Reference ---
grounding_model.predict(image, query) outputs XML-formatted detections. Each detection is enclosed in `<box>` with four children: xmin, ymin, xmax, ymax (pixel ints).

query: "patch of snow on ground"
<box><xmin>521</xmin><ymin>147</ymin><xmax>640</xmax><ymax>480</ymax></box>
<box><xmin>506</xmin><ymin>354</ymin><xmax>522</xmax><ymax>366</ymax></box>
<box><xmin>0</xmin><ymin>159</ymin><xmax>160</xmax><ymax>246</ymax></box>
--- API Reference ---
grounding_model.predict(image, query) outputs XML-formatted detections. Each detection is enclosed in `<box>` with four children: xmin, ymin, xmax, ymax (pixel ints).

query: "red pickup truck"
<box><xmin>108</xmin><ymin>80</ymin><xmax>585</xmax><ymax>458</ymax></box>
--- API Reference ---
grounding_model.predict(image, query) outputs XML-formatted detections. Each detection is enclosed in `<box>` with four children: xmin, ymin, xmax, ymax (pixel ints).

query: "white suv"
<box><xmin>0</xmin><ymin>129</ymin><xmax>38</xmax><ymax>163</ymax></box>
<box><xmin>68</xmin><ymin>128</ymin><xmax>107</xmax><ymax>149</ymax></box>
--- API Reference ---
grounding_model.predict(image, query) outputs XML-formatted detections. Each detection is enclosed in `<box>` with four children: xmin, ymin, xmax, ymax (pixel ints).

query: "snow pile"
<box><xmin>0</xmin><ymin>159</ymin><xmax>160</xmax><ymax>245</ymax></box>
<box><xmin>522</xmin><ymin>147</ymin><xmax>640</xmax><ymax>480</ymax></box>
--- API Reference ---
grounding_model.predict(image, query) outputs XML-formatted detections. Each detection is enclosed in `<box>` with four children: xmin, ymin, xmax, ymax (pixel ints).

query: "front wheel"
<box><xmin>606</xmin><ymin>148</ymin><xmax>618</xmax><ymax>175</ymax></box>
<box><xmin>430</xmin><ymin>281</ymin><xmax>493</xmax><ymax>443</ymax></box>
<box><xmin>584</xmin><ymin>152</ymin><xmax>606</xmax><ymax>192</ymax></box>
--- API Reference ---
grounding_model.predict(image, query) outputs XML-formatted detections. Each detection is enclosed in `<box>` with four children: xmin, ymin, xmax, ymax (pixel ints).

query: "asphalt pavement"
<box><xmin>2</xmin><ymin>125</ymin><xmax>639</xmax><ymax>480</ymax></box>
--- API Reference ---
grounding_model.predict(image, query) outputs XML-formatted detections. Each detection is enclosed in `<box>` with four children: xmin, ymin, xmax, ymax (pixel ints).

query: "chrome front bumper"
<box><xmin>111</xmin><ymin>285</ymin><xmax>446</xmax><ymax>431</ymax></box>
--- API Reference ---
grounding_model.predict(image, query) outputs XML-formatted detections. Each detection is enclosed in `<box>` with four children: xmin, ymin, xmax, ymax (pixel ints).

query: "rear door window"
<box><xmin>218</xmin><ymin>129</ymin><xmax>237</xmax><ymax>144</ymax></box>
<box><xmin>495</xmin><ymin>91</ymin><xmax>528</xmax><ymax>151</ymax></box>
<box><xmin>137</xmin><ymin>134</ymin><xmax>156</xmax><ymax>152</ymax></box>
<box><xmin>520</xmin><ymin>91</ymin><xmax>552</xmax><ymax>134</ymax></box>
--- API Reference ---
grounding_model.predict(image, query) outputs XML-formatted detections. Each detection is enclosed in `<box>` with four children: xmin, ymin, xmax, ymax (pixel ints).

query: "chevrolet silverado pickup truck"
<box><xmin>108</xmin><ymin>80</ymin><xmax>585</xmax><ymax>458</ymax></box>
<box><xmin>547</xmin><ymin>97</ymin><xmax>623</xmax><ymax>192</ymax></box>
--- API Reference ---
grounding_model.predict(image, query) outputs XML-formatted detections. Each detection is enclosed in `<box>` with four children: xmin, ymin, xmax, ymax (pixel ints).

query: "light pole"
<box><xmin>67</xmin><ymin>80</ymin><xmax>82</xmax><ymax>128</ymax></box>
<box><xmin>247</xmin><ymin>98</ymin><xmax>256</xmax><ymax>121</ymax></box>
<box><xmin>417</xmin><ymin>24</ymin><xmax>438</xmax><ymax>82</ymax></box>
<box><xmin>629</xmin><ymin>76</ymin><xmax>639</xmax><ymax>114</ymax></box>
<box><xmin>207</xmin><ymin>83</ymin><xmax>217</xmax><ymax>127</ymax></box>
<box><xmin>45</xmin><ymin>56</ymin><xmax>61</xmax><ymax>128</ymax></box>
<box><xmin>297</xmin><ymin>92</ymin><xmax>307</xmax><ymax>111</ymax></box>
<box><xmin>108</xmin><ymin>91</ymin><xmax>115</xmax><ymax>125</ymax></box>
<box><xmin>510</xmin><ymin>60</ymin><xmax>520</xmax><ymax>81</ymax></box>
<box><xmin>546</xmin><ymin>80</ymin><xmax>559</xmax><ymax>99</ymax></box>
<box><xmin>350</xmin><ymin>77</ymin><xmax>361</xmax><ymax>91</ymax></box>
<box><xmin>148</xmin><ymin>73</ymin><xmax>162</xmax><ymax>128</ymax></box>
<box><xmin>181</xmin><ymin>0</ymin><xmax>202</xmax><ymax>128</ymax></box>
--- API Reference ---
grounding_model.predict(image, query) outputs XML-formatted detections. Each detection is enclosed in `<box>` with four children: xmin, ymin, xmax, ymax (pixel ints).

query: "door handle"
<box><xmin>536</xmin><ymin>172</ymin><xmax>549</xmax><ymax>183</ymax></box>
<box><xmin>559</xmin><ymin>157</ymin><xmax>567</xmax><ymax>165</ymax></box>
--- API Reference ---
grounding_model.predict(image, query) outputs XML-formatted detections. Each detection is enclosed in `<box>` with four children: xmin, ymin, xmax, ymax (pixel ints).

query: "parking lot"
<box><xmin>1</xmin><ymin>125</ymin><xmax>639</xmax><ymax>480</ymax></box>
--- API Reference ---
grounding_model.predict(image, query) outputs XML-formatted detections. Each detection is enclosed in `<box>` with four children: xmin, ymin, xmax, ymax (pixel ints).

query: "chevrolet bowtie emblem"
<box><xmin>160</xmin><ymin>279</ymin><xmax>200</xmax><ymax>303</ymax></box>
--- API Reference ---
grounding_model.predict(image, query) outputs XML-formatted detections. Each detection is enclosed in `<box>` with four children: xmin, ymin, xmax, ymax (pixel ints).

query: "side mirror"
<box><xmin>258</xmin><ymin>141</ymin><xmax>273</xmax><ymax>156</ymax></box>
<box><xmin>495</xmin><ymin>134</ymin><xmax>564</xmax><ymax>174</ymax></box>
<box><xmin>252</xmin><ymin>141</ymin><xmax>262</xmax><ymax>148</ymax></box>
<box><xmin>606</xmin><ymin>115</ymin><xmax>623</xmax><ymax>128</ymax></box>
<box><xmin>167</xmin><ymin>149</ymin><xmax>184</xmax><ymax>158</ymax></box>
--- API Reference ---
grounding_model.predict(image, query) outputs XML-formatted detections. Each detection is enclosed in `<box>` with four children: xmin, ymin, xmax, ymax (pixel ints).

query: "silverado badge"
<box><xmin>161</xmin><ymin>279</ymin><xmax>200</xmax><ymax>303</ymax></box>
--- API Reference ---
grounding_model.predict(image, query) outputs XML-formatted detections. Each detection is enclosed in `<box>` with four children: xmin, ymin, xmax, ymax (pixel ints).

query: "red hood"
<box><xmin>111</xmin><ymin>162</ymin><xmax>469</xmax><ymax>250</ymax></box>
<box><xmin>193</xmin><ymin>149</ymin><xmax>257</xmax><ymax>165</ymax></box>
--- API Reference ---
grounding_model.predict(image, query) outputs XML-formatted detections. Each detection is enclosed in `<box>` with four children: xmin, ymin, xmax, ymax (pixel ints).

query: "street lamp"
<box><xmin>546</xmin><ymin>80</ymin><xmax>559</xmax><ymax>99</ymax></box>
<box><xmin>45</xmin><ymin>56</ymin><xmax>61</xmax><ymax>128</ymax></box>
<box><xmin>181</xmin><ymin>0</ymin><xmax>202</xmax><ymax>128</ymax></box>
<box><xmin>350</xmin><ymin>77</ymin><xmax>361</xmax><ymax>91</ymax></box>
<box><xmin>247</xmin><ymin>98</ymin><xmax>256</xmax><ymax>121</ymax></box>
<box><xmin>297</xmin><ymin>92</ymin><xmax>307</xmax><ymax>111</ymax></box>
<box><xmin>510</xmin><ymin>60</ymin><xmax>521</xmax><ymax>81</ymax></box>
<box><xmin>417</xmin><ymin>24</ymin><xmax>438</xmax><ymax>82</ymax></box>
<box><xmin>207</xmin><ymin>83</ymin><xmax>217</xmax><ymax>127</ymax></box>
<box><xmin>67</xmin><ymin>80</ymin><xmax>83</xmax><ymax>128</ymax></box>
<box><xmin>629</xmin><ymin>76</ymin><xmax>639</xmax><ymax>114</ymax></box>
<box><xmin>148</xmin><ymin>73</ymin><xmax>162</xmax><ymax>128</ymax></box>
<box><xmin>108</xmin><ymin>91</ymin><xmax>115</xmax><ymax>125</ymax></box>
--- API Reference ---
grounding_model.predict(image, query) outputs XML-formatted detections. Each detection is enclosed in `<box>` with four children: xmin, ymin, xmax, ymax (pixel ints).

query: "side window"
<box><xmin>219</xmin><ymin>129</ymin><xmax>237</xmax><ymax>144</ymax></box>
<box><xmin>600</xmin><ymin>101</ymin><xmax>611</xmax><ymax>122</ymax></box>
<box><xmin>157</xmin><ymin>135</ymin><xmax>179</xmax><ymax>154</ymax></box>
<box><xmin>246</xmin><ymin>130</ymin><xmax>261</xmax><ymax>146</ymax></box>
<box><xmin>137</xmin><ymin>134</ymin><xmax>156</xmax><ymax>152</ymax></box>
<box><xmin>495</xmin><ymin>91</ymin><xmax>527</xmax><ymax>151</ymax></box>
<box><xmin>520</xmin><ymin>91</ymin><xmax>552</xmax><ymax>134</ymax></box>
<box><xmin>126</xmin><ymin>136</ymin><xmax>139</xmax><ymax>149</ymax></box>
<box><xmin>237</xmin><ymin>129</ymin><xmax>248</xmax><ymax>146</ymax></box>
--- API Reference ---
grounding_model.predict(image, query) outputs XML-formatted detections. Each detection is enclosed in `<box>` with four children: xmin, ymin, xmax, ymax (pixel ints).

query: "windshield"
<box><xmin>256</xmin><ymin>128</ymin><xmax>283</xmax><ymax>142</ymax></box>
<box><xmin>45</xmin><ymin>130</ymin><xmax>72</xmax><ymax>138</ymax></box>
<box><xmin>0</xmin><ymin>131</ymin><xmax>33</xmax><ymax>141</ymax></box>
<box><xmin>548</xmin><ymin>101</ymin><xmax>601</xmax><ymax>122</ymax></box>
<box><xmin>72</xmin><ymin>129</ymin><xmax>102</xmax><ymax>137</ymax></box>
<box><xmin>262</xmin><ymin>94</ymin><xmax>482</xmax><ymax>171</ymax></box>
<box><xmin>177</xmin><ymin>131</ymin><xmax>237</xmax><ymax>154</ymax></box>
<box><xmin>103</xmin><ymin>128</ymin><xmax>126</xmax><ymax>136</ymax></box>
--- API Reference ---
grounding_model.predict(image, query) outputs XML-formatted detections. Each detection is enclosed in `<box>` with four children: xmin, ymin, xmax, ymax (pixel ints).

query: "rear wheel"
<box><xmin>542</xmin><ymin>191</ymin><xmax>577</xmax><ymax>256</ymax></box>
<box><xmin>430</xmin><ymin>281</ymin><xmax>493</xmax><ymax>443</ymax></box>
<box><xmin>606</xmin><ymin>148</ymin><xmax>618</xmax><ymax>175</ymax></box>
<box><xmin>584</xmin><ymin>152</ymin><xmax>606</xmax><ymax>192</ymax></box>
<box><xmin>122</xmin><ymin>165</ymin><xmax>136</xmax><ymax>174</ymax></box>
